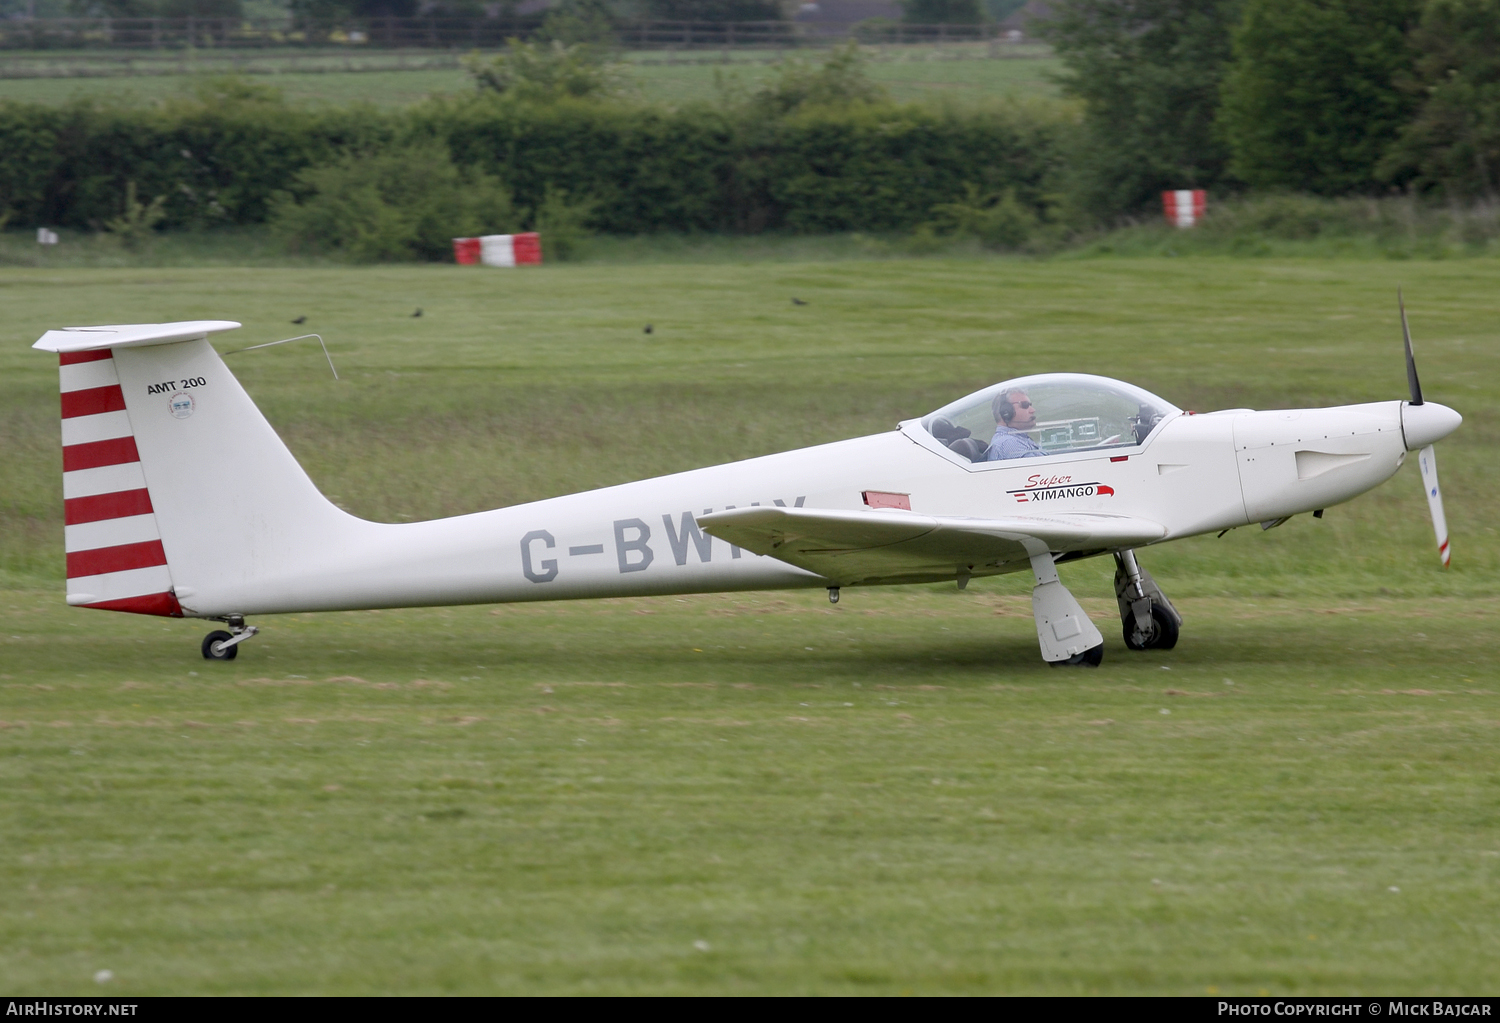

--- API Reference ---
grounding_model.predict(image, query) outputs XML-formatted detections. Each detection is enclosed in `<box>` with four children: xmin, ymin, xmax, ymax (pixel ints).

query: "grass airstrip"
<box><xmin>1</xmin><ymin>253</ymin><xmax>1498</xmax><ymax>993</ymax></box>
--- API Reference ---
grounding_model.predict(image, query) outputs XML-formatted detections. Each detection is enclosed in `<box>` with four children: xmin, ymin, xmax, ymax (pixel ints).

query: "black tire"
<box><xmin>1123</xmin><ymin>604</ymin><xmax>1179</xmax><ymax>651</ymax></box>
<box><xmin>1051</xmin><ymin>643</ymin><xmax>1104</xmax><ymax>668</ymax></box>
<box><xmin>1152</xmin><ymin>606</ymin><xmax>1180</xmax><ymax>650</ymax></box>
<box><xmin>202</xmin><ymin>630</ymin><xmax>237</xmax><ymax>661</ymax></box>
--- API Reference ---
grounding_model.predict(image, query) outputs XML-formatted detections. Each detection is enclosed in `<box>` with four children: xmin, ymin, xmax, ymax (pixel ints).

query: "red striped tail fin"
<box><xmin>59</xmin><ymin>349</ymin><xmax>182</xmax><ymax>617</ymax></box>
<box><xmin>38</xmin><ymin>320</ymin><xmax>358</xmax><ymax>620</ymax></box>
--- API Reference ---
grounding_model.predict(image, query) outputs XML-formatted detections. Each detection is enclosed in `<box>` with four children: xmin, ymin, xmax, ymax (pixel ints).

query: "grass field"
<box><xmin>2</xmin><ymin>255</ymin><xmax>1499</xmax><ymax>993</ymax></box>
<box><xmin>0</xmin><ymin>47</ymin><xmax>1061</xmax><ymax>107</ymax></box>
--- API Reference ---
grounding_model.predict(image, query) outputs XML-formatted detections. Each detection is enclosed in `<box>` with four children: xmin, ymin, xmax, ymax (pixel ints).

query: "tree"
<box><xmin>1218</xmin><ymin>0</ymin><xmax>1420</xmax><ymax>194</ymax></box>
<box><xmin>288</xmin><ymin>0</ymin><xmax>352</xmax><ymax>33</ymax></box>
<box><xmin>461</xmin><ymin>39</ymin><xmax>624</xmax><ymax>102</ymax></box>
<box><xmin>352</xmin><ymin>0</ymin><xmax>419</xmax><ymax>17</ymax></box>
<box><xmin>1379</xmin><ymin>0</ymin><xmax>1500</xmax><ymax>199</ymax></box>
<box><xmin>159</xmin><ymin>0</ymin><xmax>243</xmax><ymax>17</ymax></box>
<box><xmin>65</xmin><ymin>0</ymin><xmax>148</xmax><ymax>14</ymax></box>
<box><xmin>105</xmin><ymin>181</ymin><xmax>167</xmax><ymax>250</ymax></box>
<box><xmin>900</xmin><ymin>0</ymin><xmax>984</xmax><ymax>23</ymax></box>
<box><xmin>983</xmin><ymin>0</ymin><xmax>1028</xmax><ymax>20</ymax></box>
<box><xmin>269</xmin><ymin>144</ymin><xmax>517</xmax><ymax>262</ymax></box>
<box><xmin>642</xmin><ymin>0</ymin><xmax>783</xmax><ymax>21</ymax></box>
<box><xmin>750</xmin><ymin>42</ymin><xmax>889</xmax><ymax>115</ymax></box>
<box><xmin>420</xmin><ymin>0</ymin><xmax>487</xmax><ymax>14</ymax></box>
<box><xmin>537</xmin><ymin>0</ymin><xmax>617</xmax><ymax>45</ymax></box>
<box><xmin>1042</xmin><ymin>0</ymin><xmax>1243</xmax><ymax>219</ymax></box>
<box><xmin>68</xmin><ymin>0</ymin><xmax>242</xmax><ymax>15</ymax></box>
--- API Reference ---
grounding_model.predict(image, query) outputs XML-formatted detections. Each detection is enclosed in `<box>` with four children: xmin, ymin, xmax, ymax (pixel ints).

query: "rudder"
<box><xmin>58</xmin><ymin>348</ymin><xmax>181</xmax><ymax>615</ymax></box>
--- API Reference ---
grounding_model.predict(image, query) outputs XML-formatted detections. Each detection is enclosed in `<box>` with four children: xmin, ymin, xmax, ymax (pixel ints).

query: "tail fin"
<box><xmin>38</xmin><ymin>321</ymin><xmax>358</xmax><ymax>617</ymax></box>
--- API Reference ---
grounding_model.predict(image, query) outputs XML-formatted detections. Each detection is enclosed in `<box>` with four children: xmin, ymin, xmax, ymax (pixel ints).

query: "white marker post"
<box><xmin>453</xmin><ymin>233</ymin><xmax>543</xmax><ymax>267</ymax></box>
<box><xmin>1162</xmin><ymin>190</ymin><xmax>1206</xmax><ymax>229</ymax></box>
<box><xmin>479</xmin><ymin>233</ymin><xmax>543</xmax><ymax>267</ymax></box>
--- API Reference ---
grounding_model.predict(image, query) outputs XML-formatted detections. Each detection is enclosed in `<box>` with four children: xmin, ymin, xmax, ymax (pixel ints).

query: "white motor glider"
<box><xmin>35</xmin><ymin>305</ymin><xmax>1460</xmax><ymax>666</ymax></box>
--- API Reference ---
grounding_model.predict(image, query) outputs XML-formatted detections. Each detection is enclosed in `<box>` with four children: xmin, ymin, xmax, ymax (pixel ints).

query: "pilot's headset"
<box><xmin>992</xmin><ymin>389</ymin><xmax>1020</xmax><ymax>426</ymax></box>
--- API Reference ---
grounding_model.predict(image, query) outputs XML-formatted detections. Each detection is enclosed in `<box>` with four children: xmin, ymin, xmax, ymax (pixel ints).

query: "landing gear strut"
<box><xmin>1029</xmin><ymin>551</ymin><xmax>1105</xmax><ymax>667</ymax></box>
<box><xmin>1113</xmin><ymin>550</ymin><xmax>1181</xmax><ymax>651</ymax></box>
<box><xmin>202</xmin><ymin>614</ymin><xmax>258</xmax><ymax>661</ymax></box>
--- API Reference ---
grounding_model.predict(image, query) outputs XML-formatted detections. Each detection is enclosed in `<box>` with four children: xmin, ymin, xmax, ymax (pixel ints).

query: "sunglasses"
<box><xmin>1014</xmin><ymin>401</ymin><xmax>1033</xmax><ymax>410</ymax></box>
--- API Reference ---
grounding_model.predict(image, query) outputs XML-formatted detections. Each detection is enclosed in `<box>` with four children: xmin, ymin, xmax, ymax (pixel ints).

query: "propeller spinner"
<box><xmin>1397</xmin><ymin>291</ymin><xmax>1461</xmax><ymax>567</ymax></box>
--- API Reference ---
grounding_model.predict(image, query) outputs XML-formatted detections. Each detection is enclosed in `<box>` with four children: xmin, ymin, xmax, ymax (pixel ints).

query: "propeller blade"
<box><xmin>1417</xmin><ymin>444</ymin><xmax>1450</xmax><ymax>567</ymax></box>
<box><xmin>1400</xmin><ymin>288</ymin><xmax>1423</xmax><ymax>406</ymax></box>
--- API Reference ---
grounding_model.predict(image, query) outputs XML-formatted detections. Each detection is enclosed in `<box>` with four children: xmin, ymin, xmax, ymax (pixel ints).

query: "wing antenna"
<box><xmin>224</xmin><ymin>333</ymin><xmax>339</xmax><ymax>381</ymax></box>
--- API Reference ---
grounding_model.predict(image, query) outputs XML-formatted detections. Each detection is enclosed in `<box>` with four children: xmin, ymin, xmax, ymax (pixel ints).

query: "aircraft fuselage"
<box><xmin>164</xmin><ymin>401</ymin><xmax>1409</xmax><ymax>618</ymax></box>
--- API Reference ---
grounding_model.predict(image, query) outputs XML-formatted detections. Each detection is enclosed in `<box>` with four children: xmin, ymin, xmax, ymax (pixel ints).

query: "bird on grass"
<box><xmin>411</xmin><ymin>308</ymin><xmax>423</xmax><ymax>318</ymax></box>
<box><xmin>644</xmin><ymin>324</ymin><xmax>653</xmax><ymax>334</ymax></box>
<box><xmin>791</xmin><ymin>297</ymin><xmax>808</xmax><ymax>306</ymax></box>
<box><xmin>291</xmin><ymin>315</ymin><xmax>307</xmax><ymax>325</ymax></box>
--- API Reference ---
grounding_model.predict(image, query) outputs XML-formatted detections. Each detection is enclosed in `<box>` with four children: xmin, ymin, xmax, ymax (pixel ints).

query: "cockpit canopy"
<box><xmin>920</xmin><ymin>373</ymin><xmax>1180</xmax><ymax>463</ymax></box>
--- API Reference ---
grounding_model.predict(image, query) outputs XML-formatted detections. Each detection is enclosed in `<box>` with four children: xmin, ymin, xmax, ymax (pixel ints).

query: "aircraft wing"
<box><xmin>696</xmin><ymin>506</ymin><xmax>1165</xmax><ymax>587</ymax></box>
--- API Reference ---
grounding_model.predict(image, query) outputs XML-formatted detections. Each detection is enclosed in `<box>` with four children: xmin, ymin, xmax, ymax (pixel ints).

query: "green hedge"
<box><xmin>0</xmin><ymin>95</ymin><xmax>1070</xmax><ymax>235</ymax></box>
<box><xmin>0</xmin><ymin>101</ymin><xmax>392</xmax><ymax>231</ymax></box>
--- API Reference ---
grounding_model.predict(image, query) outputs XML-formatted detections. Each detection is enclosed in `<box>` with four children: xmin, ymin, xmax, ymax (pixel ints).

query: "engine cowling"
<box><xmin>1234</xmin><ymin>402</ymin><xmax>1408</xmax><ymax>523</ymax></box>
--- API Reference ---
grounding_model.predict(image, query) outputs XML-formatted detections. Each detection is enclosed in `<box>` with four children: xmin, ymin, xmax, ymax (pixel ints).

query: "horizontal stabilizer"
<box><xmin>697</xmin><ymin>505</ymin><xmax>1164</xmax><ymax>587</ymax></box>
<box><xmin>33</xmin><ymin>321</ymin><xmax>242</xmax><ymax>354</ymax></box>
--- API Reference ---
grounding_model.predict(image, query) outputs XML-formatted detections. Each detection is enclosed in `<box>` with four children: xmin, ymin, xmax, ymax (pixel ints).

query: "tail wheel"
<box><xmin>202</xmin><ymin>630</ymin><xmax>238</xmax><ymax>661</ymax></box>
<box><xmin>1123</xmin><ymin>605</ymin><xmax>1179</xmax><ymax>651</ymax></box>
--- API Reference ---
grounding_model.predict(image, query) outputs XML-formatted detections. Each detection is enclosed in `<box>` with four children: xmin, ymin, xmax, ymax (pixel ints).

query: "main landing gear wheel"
<box><xmin>202</xmin><ymin>630</ymin><xmax>238</xmax><ymax>661</ymax></box>
<box><xmin>1123</xmin><ymin>604</ymin><xmax>1179</xmax><ymax>651</ymax></box>
<box><xmin>1114</xmin><ymin>550</ymin><xmax>1183</xmax><ymax>653</ymax></box>
<box><xmin>1051</xmin><ymin>643</ymin><xmax>1104</xmax><ymax>668</ymax></box>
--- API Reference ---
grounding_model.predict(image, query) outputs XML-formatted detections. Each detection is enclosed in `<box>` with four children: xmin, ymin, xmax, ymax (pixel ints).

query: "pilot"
<box><xmin>986</xmin><ymin>388</ymin><xmax>1046</xmax><ymax>460</ymax></box>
